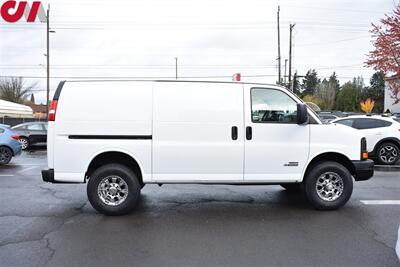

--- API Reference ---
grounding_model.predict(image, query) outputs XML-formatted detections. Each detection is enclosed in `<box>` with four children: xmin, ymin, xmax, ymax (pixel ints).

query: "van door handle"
<box><xmin>246</xmin><ymin>126</ymin><xmax>252</xmax><ymax>140</ymax></box>
<box><xmin>231</xmin><ymin>126</ymin><xmax>238</xmax><ymax>140</ymax></box>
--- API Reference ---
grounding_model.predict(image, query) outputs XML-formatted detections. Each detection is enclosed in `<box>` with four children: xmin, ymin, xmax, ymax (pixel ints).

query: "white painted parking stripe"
<box><xmin>18</xmin><ymin>166</ymin><xmax>37</xmax><ymax>173</ymax></box>
<box><xmin>361</xmin><ymin>200</ymin><xmax>400</xmax><ymax>205</ymax></box>
<box><xmin>6</xmin><ymin>164</ymin><xmax>44</xmax><ymax>166</ymax></box>
<box><xmin>0</xmin><ymin>174</ymin><xmax>14</xmax><ymax>177</ymax></box>
<box><xmin>375</xmin><ymin>165</ymin><xmax>400</xmax><ymax>168</ymax></box>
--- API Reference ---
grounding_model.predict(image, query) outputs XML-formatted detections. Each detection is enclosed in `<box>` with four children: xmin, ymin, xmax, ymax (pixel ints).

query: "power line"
<box><xmin>295</xmin><ymin>35</ymin><xmax>370</xmax><ymax>46</ymax></box>
<box><xmin>289</xmin><ymin>5</ymin><xmax>385</xmax><ymax>14</ymax></box>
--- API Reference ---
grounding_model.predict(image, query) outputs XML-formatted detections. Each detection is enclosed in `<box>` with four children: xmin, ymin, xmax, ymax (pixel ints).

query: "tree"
<box><xmin>336</xmin><ymin>80</ymin><xmax>362</xmax><ymax>112</ymax></box>
<box><xmin>360</xmin><ymin>98</ymin><xmax>375</xmax><ymax>113</ymax></box>
<box><xmin>362</xmin><ymin>71</ymin><xmax>385</xmax><ymax>112</ymax></box>
<box><xmin>328</xmin><ymin>72</ymin><xmax>340</xmax><ymax>95</ymax></box>
<box><xmin>292</xmin><ymin>71</ymin><xmax>301</xmax><ymax>96</ymax></box>
<box><xmin>0</xmin><ymin>77</ymin><xmax>36</xmax><ymax>104</ymax></box>
<box><xmin>301</xmin><ymin>69</ymin><xmax>320</xmax><ymax>96</ymax></box>
<box><xmin>30</xmin><ymin>93</ymin><xmax>35</xmax><ymax>104</ymax></box>
<box><xmin>303</xmin><ymin>95</ymin><xmax>324</xmax><ymax>111</ymax></box>
<box><xmin>315</xmin><ymin>78</ymin><xmax>337</xmax><ymax>110</ymax></box>
<box><xmin>366</xmin><ymin>4</ymin><xmax>400</xmax><ymax>104</ymax></box>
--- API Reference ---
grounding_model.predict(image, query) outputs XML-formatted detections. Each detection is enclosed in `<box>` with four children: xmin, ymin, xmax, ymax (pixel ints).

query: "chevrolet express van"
<box><xmin>42</xmin><ymin>80</ymin><xmax>374</xmax><ymax>215</ymax></box>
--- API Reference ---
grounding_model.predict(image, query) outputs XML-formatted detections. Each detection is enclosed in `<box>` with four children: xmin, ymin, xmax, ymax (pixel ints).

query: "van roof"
<box><xmin>53</xmin><ymin>80</ymin><xmax>290</xmax><ymax>101</ymax></box>
<box><xmin>65</xmin><ymin>79</ymin><xmax>283</xmax><ymax>87</ymax></box>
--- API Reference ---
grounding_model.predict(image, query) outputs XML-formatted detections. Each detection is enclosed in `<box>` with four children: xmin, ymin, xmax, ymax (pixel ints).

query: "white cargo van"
<box><xmin>42</xmin><ymin>80</ymin><xmax>374</xmax><ymax>215</ymax></box>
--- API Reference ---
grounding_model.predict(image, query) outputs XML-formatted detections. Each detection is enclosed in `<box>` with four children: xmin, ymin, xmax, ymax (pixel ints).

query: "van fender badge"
<box><xmin>284</xmin><ymin>162</ymin><xmax>299</xmax><ymax>167</ymax></box>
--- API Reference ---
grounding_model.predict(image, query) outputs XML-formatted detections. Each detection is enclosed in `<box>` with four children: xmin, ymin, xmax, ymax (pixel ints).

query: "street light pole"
<box><xmin>288</xmin><ymin>23</ymin><xmax>295</xmax><ymax>90</ymax></box>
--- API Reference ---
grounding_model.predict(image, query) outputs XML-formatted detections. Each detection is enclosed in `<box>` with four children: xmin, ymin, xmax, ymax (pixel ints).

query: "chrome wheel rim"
<box><xmin>97</xmin><ymin>176</ymin><xmax>129</xmax><ymax>206</ymax></box>
<box><xmin>0</xmin><ymin>147</ymin><xmax>11</xmax><ymax>164</ymax></box>
<box><xmin>379</xmin><ymin>145</ymin><xmax>398</xmax><ymax>164</ymax></box>
<box><xmin>316</xmin><ymin>172</ymin><xmax>344</xmax><ymax>202</ymax></box>
<box><xmin>19</xmin><ymin>138</ymin><xmax>28</xmax><ymax>150</ymax></box>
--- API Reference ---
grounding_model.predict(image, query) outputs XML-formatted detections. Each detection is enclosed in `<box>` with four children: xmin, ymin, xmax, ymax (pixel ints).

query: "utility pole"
<box><xmin>288</xmin><ymin>23</ymin><xmax>295</xmax><ymax>90</ymax></box>
<box><xmin>175</xmin><ymin>57</ymin><xmax>178</xmax><ymax>80</ymax></box>
<box><xmin>284</xmin><ymin>59</ymin><xmax>288</xmax><ymax>85</ymax></box>
<box><xmin>46</xmin><ymin>5</ymin><xmax>50</xmax><ymax>117</ymax></box>
<box><xmin>277</xmin><ymin>6</ymin><xmax>281</xmax><ymax>84</ymax></box>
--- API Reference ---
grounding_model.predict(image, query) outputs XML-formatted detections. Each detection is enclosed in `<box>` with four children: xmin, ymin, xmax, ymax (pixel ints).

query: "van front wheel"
<box><xmin>302</xmin><ymin>161</ymin><xmax>353</xmax><ymax>210</ymax></box>
<box><xmin>87</xmin><ymin>164</ymin><xmax>141</xmax><ymax>216</ymax></box>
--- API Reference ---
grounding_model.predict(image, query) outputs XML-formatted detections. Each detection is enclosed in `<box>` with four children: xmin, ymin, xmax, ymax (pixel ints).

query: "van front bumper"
<box><xmin>352</xmin><ymin>159</ymin><xmax>374</xmax><ymax>181</ymax></box>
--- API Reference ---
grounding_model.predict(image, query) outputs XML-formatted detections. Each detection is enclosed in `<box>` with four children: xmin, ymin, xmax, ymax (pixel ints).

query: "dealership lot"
<box><xmin>0</xmin><ymin>149</ymin><xmax>399</xmax><ymax>267</ymax></box>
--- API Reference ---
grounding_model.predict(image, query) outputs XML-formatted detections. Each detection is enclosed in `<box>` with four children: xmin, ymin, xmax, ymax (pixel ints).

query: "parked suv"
<box><xmin>331</xmin><ymin>115</ymin><xmax>400</xmax><ymax>165</ymax></box>
<box><xmin>11</xmin><ymin>122</ymin><xmax>47</xmax><ymax>150</ymax></box>
<box><xmin>42</xmin><ymin>80</ymin><xmax>374</xmax><ymax>215</ymax></box>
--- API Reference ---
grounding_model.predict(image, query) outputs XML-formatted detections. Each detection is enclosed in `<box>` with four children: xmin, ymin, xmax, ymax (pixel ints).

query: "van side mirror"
<box><xmin>297</xmin><ymin>103</ymin><xmax>309</xmax><ymax>125</ymax></box>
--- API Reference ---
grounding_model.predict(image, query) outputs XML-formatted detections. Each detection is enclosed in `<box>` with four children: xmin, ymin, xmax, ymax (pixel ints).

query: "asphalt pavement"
<box><xmin>0</xmin><ymin>148</ymin><xmax>399</xmax><ymax>267</ymax></box>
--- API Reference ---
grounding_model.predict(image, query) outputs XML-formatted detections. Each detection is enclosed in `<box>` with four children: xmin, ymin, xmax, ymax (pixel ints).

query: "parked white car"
<box><xmin>42</xmin><ymin>80</ymin><xmax>374</xmax><ymax>215</ymax></box>
<box><xmin>331</xmin><ymin>115</ymin><xmax>400</xmax><ymax>165</ymax></box>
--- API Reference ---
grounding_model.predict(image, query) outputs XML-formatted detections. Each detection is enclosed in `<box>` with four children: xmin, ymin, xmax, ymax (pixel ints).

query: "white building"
<box><xmin>384</xmin><ymin>75</ymin><xmax>400</xmax><ymax>113</ymax></box>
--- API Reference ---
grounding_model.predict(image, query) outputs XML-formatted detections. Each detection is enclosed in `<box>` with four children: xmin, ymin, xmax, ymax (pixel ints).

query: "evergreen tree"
<box><xmin>292</xmin><ymin>71</ymin><xmax>300</xmax><ymax>96</ymax></box>
<box><xmin>362</xmin><ymin>72</ymin><xmax>385</xmax><ymax>113</ymax></box>
<box><xmin>336</xmin><ymin>80</ymin><xmax>363</xmax><ymax>112</ymax></box>
<box><xmin>30</xmin><ymin>93</ymin><xmax>35</xmax><ymax>104</ymax></box>
<box><xmin>301</xmin><ymin>69</ymin><xmax>320</xmax><ymax>96</ymax></box>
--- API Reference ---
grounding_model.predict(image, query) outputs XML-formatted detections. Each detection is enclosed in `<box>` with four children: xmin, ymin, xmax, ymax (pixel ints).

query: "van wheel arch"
<box><xmin>304</xmin><ymin>153</ymin><xmax>355</xmax><ymax>180</ymax></box>
<box><xmin>86</xmin><ymin>151</ymin><xmax>144</xmax><ymax>188</ymax></box>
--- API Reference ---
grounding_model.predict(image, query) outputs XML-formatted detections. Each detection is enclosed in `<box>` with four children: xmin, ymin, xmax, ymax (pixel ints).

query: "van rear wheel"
<box><xmin>302</xmin><ymin>161</ymin><xmax>353</xmax><ymax>210</ymax></box>
<box><xmin>87</xmin><ymin>163</ymin><xmax>141</xmax><ymax>216</ymax></box>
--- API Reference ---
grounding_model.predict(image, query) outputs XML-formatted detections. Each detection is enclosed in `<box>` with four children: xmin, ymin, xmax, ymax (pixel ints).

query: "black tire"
<box><xmin>302</xmin><ymin>161</ymin><xmax>353</xmax><ymax>210</ymax></box>
<box><xmin>376</xmin><ymin>142</ymin><xmax>399</xmax><ymax>165</ymax></box>
<box><xmin>280</xmin><ymin>183</ymin><xmax>301</xmax><ymax>192</ymax></box>
<box><xmin>87</xmin><ymin>163</ymin><xmax>141</xmax><ymax>216</ymax></box>
<box><xmin>19</xmin><ymin>137</ymin><xmax>30</xmax><ymax>150</ymax></box>
<box><xmin>0</xmin><ymin>146</ymin><xmax>12</xmax><ymax>165</ymax></box>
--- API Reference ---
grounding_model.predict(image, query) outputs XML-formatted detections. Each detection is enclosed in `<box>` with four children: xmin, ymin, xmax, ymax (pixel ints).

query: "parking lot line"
<box><xmin>0</xmin><ymin>174</ymin><xmax>14</xmax><ymax>177</ymax></box>
<box><xmin>375</xmin><ymin>165</ymin><xmax>400</xmax><ymax>168</ymax></box>
<box><xmin>6</xmin><ymin>163</ymin><xmax>44</xmax><ymax>166</ymax></box>
<box><xmin>361</xmin><ymin>200</ymin><xmax>400</xmax><ymax>205</ymax></box>
<box><xmin>18</xmin><ymin>166</ymin><xmax>38</xmax><ymax>173</ymax></box>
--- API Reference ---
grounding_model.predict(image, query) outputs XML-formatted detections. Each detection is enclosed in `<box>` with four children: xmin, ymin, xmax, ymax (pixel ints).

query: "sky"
<box><xmin>0</xmin><ymin>0</ymin><xmax>397</xmax><ymax>104</ymax></box>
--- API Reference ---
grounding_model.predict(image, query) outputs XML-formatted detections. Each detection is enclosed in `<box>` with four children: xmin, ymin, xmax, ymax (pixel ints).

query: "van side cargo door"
<box><xmin>152</xmin><ymin>82</ymin><xmax>244</xmax><ymax>182</ymax></box>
